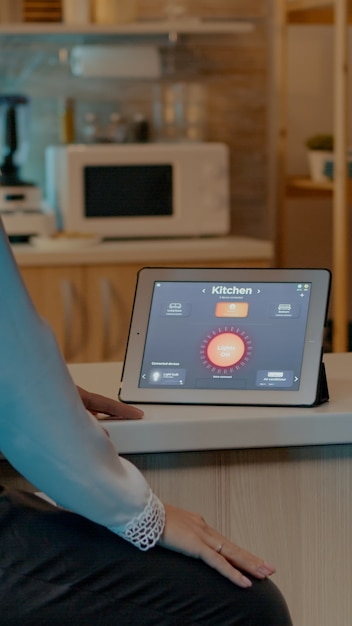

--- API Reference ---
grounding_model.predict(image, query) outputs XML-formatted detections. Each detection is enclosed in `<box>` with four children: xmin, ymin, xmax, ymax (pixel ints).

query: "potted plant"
<box><xmin>305</xmin><ymin>134</ymin><xmax>334</xmax><ymax>182</ymax></box>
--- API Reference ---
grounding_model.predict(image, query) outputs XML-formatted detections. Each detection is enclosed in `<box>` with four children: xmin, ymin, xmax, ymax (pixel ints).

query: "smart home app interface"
<box><xmin>138</xmin><ymin>281</ymin><xmax>312</xmax><ymax>391</ymax></box>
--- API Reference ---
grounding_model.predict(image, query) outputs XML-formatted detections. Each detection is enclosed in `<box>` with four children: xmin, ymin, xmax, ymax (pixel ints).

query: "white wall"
<box><xmin>287</xmin><ymin>25</ymin><xmax>352</xmax><ymax>174</ymax></box>
<box><xmin>284</xmin><ymin>25</ymin><xmax>352</xmax><ymax>324</ymax></box>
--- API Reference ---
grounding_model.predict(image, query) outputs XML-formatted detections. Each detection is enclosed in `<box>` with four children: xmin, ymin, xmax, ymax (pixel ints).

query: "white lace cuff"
<box><xmin>113</xmin><ymin>490</ymin><xmax>165</xmax><ymax>551</ymax></box>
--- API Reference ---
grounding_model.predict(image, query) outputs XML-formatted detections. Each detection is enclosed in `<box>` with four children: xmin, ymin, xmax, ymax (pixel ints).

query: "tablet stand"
<box><xmin>313</xmin><ymin>361</ymin><xmax>329</xmax><ymax>406</ymax></box>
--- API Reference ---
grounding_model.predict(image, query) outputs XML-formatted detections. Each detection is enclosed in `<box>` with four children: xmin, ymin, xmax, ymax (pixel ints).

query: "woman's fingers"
<box><xmin>76</xmin><ymin>386</ymin><xmax>144</xmax><ymax>420</ymax></box>
<box><xmin>205</xmin><ymin>527</ymin><xmax>276</xmax><ymax>579</ymax></box>
<box><xmin>199</xmin><ymin>533</ymin><xmax>276</xmax><ymax>586</ymax></box>
<box><xmin>197</xmin><ymin>542</ymin><xmax>254</xmax><ymax>587</ymax></box>
<box><xmin>160</xmin><ymin>504</ymin><xmax>276</xmax><ymax>588</ymax></box>
<box><xmin>211</xmin><ymin>539</ymin><xmax>276</xmax><ymax>579</ymax></box>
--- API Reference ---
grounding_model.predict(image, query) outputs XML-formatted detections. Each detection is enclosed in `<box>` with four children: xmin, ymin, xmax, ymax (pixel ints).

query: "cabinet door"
<box><xmin>20</xmin><ymin>266</ymin><xmax>88</xmax><ymax>363</ymax></box>
<box><xmin>84</xmin><ymin>264</ymin><xmax>141</xmax><ymax>362</ymax></box>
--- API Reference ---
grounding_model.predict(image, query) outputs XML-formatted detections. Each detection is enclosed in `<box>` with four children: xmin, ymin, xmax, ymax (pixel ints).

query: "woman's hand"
<box><xmin>158</xmin><ymin>504</ymin><xmax>276</xmax><ymax>588</ymax></box>
<box><xmin>77</xmin><ymin>386</ymin><xmax>144</xmax><ymax>420</ymax></box>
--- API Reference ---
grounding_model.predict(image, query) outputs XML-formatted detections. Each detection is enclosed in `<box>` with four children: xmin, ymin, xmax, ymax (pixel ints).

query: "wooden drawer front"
<box><xmin>23</xmin><ymin>0</ymin><xmax>62</xmax><ymax>22</ymax></box>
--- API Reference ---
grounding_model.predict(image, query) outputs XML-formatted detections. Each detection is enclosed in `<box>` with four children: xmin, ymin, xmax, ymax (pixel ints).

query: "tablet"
<box><xmin>119</xmin><ymin>267</ymin><xmax>331</xmax><ymax>407</ymax></box>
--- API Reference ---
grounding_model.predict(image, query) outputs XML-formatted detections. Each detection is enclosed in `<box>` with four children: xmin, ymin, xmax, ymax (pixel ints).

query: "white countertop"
<box><xmin>13</xmin><ymin>236</ymin><xmax>273</xmax><ymax>267</ymax></box>
<box><xmin>68</xmin><ymin>353</ymin><xmax>352</xmax><ymax>454</ymax></box>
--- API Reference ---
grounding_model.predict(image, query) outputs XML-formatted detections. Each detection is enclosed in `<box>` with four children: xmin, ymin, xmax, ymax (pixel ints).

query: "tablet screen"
<box><xmin>119</xmin><ymin>267</ymin><xmax>331</xmax><ymax>406</ymax></box>
<box><xmin>138</xmin><ymin>280</ymin><xmax>311</xmax><ymax>392</ymax></box>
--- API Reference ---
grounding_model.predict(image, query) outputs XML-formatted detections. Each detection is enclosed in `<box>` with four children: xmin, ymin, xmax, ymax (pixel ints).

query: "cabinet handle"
<box><xmin>100</xmin><ymin>278</ymin><xmax>126</xmax><ymax>360</ymax></box>
<box><xmin>61</xmin><ymin>279</ymin><xmax>87</xmax><ymax>361</ymax></box>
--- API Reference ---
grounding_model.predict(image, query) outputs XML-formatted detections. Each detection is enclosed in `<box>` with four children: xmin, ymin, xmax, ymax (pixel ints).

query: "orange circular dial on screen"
<box><xmin>206</xmin><ymin>332</ymin><xmax>245</xmax><ymax>367</ymax></box>
<box><xmin>200</xmin><ymin>326</ymin><xmax>252</xmax><ymax>373</ymax></box>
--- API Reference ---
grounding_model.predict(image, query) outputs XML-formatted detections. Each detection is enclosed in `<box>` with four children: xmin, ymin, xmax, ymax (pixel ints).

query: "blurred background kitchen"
<box><xmin>0</xmin><ymin>0</ymin><xmax>270</xmax><ymax>240</ymax></box>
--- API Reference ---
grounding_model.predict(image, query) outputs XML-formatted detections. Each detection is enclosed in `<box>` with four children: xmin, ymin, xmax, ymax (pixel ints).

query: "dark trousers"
<box><xmin>0</xmin><ymin>487</ymin><xmax>292</xmax><ymax>625</ymax></box>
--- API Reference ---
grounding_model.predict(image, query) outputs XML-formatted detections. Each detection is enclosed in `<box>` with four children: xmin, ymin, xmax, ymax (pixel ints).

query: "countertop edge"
<box><xmin>13</xmin><ymin>236</ymin><xmax>273</xmax><ymax>267</ymax></box>
<box><xmin>68</xmin><ymin>354</ymin><xmax>352</xmax><ymax>454</ymax></box>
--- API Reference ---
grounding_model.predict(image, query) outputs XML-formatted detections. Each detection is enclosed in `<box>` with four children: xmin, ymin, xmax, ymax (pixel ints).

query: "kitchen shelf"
<box><xmin>286</xmin><ymin>176</ymin><xmax>334</xmax><ymax>196</ymax></box>
<box><xmin>286</xmin><ymin>0</ymin><xmax>336</xmax><ymax>7</ymax></box>
<box><xmin>0</xmin><ymin>18</ymin><xmax>255</xmax><ymax>37</ymax></box>
<box><xmin>286</xmin><ymin>176</ymin><xmax>352</xmax><ymax>198</ymax></box>
<box><xmin>285</xmin><ymin>0</ymin><xmax>352</xmax><ymax>24</ymax></box>
<box><xmin>275</xmin><ymin>0</ymin><xmax>350</xmax><ymax>351</ymax></box>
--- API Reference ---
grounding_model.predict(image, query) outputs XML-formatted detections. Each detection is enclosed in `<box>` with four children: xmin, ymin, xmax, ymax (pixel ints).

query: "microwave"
<box><xmin>45</xmin><ymin>142</ymin><xmax>230</xmax><ymax>239</ymax></box>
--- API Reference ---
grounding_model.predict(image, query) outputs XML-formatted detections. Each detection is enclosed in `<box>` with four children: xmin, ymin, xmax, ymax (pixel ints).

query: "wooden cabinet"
<box><xmin>83</xmin><ymin>264</ymin><xmax>143</xmax><ymax>363</ymax></box>
<box><xmin>17</xmin><ymin>238</ymin><xmax>272</xmax><ymax>363</ymax></box>
<box><xmin>275</xmin><ymin>0</ymin><xmax>351</xmax><ymax>351</ymax></box>
<box><xmin>21</xmin><ymin>265</ymin><xmax>87</xmax><ymax>362</ymax></box>
<box><xmin>20</xmin><ymin>263</ymin><xmax>135</xmax><ymax>363</ymax></box>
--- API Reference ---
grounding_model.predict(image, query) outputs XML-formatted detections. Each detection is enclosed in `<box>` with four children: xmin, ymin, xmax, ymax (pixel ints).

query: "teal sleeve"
<box><xmin>0</xmin><ymin>220</ymin><xmax>164</xmax><ymax>549</ymax></box>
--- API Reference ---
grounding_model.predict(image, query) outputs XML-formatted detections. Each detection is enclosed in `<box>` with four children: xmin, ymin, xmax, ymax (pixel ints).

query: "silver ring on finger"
<box><xmin>216</xmin><ymin>542</ymin><xmax>225</xmax><ymax>555</ymax></box>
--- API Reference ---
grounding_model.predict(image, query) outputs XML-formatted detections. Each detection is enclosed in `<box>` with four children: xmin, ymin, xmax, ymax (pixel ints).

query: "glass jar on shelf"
<box><xmin>82</xmin><ymin>112</ymin><xmax>102</xmax><ymax>144</ymax></box>
<box><xmin>106</xmin><ymin>112</ymin><xmax>129</xmax><ymax>143</ymax></box>
<box><xmin>152</xmin><ymin>82</ymin><xmax>207</xmax><ymax>142</ymax></box>
<box><xmin>130</xmin><ymin>113</ymin><xmax>150</xmax><ymax>143</ymax></box>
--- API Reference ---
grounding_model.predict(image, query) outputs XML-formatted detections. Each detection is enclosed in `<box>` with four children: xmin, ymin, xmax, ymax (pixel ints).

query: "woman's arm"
<box><xmin>0</xmin><ymin>220</ymin><xmax>164</xmax><ymax>549</ymax></box>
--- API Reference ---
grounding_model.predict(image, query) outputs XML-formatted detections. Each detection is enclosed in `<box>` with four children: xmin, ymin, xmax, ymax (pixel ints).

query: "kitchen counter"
<box><xmin>66</xmin><ymin>352</ymin><xmax>352</xmax><ymax>626</ymax></box>
<box><xmin>68</xmin><ymin>352</ymin><xmax>352</xmax><ymax>454</ymax></box>
<box><xmin>13</xmin><ymin>236</ymin><xmax>273</xmax><ymax>267</ymax></box>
